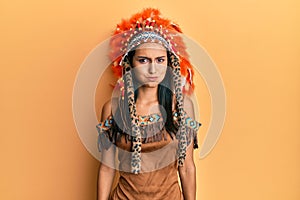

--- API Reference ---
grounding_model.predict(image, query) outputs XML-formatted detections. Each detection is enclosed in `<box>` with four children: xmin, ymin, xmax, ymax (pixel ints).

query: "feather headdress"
<box><xmin>108</xmin><ymin>8</ymin><xmax>194</xmax><ymax>173</ymax></box>
<box><xmin>110</xmin><ymin>8</ymin><xmax>195</xmax><ymax>94</ymax></box>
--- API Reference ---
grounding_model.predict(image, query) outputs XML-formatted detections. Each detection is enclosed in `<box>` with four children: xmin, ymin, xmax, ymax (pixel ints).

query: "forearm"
<box><xmin>98</xmin><ymin>164</ymin><xmax>115</xmax><ymax>200</ymax></box>
<box><xmin>179</xmin><ymin>163</ymin><xmax>196</xmax><ymax>200</ymax></box>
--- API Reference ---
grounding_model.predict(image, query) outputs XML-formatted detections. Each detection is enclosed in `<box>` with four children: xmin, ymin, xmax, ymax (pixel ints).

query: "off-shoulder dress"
<box><xmin>96</xmin><ymin>111</ymin><xmax>201</xmax><ymax>200</ymax></box>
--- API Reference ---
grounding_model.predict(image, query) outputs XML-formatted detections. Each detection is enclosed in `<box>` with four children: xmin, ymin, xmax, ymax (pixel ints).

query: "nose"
<box><xmin>148</xmin><ymin>62</ymin><xmax>156</xmax><ymax>74</ymax></box>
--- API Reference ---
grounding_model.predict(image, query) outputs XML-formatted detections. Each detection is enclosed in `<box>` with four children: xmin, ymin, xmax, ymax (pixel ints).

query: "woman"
<box><xmin>96</xmin><ymin>8</ymin><xmax>201</xmax><ymax>200</ymax></box>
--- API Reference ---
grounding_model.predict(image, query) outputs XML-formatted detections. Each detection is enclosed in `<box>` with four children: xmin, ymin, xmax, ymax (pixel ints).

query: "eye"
<box><xmin>138</xmin><ymin>58</ymin><xmax>149</xmax><ymax>64</ymax></box>
<box><xmin>156</xmin><ymin>58</ymin><xmax>165</xmax><ymax>63</ymax></box>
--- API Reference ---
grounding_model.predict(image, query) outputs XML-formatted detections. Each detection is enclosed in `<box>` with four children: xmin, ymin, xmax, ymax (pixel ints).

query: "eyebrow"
<box><xmin>136</xmin><ymin>56</ymin><xmax>166</xmax><ymax>59</ymax></box>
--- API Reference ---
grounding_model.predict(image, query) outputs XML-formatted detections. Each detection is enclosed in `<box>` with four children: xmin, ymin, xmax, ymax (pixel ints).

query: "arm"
<box><xmin>178</xmin><ymin>142</ymin><xmax>196</xmax><ymax>200</ymax></box>
<box><xmin>98</xmin><ymin>162</ymin><xmax>115</xmax><ymax>200</ymax></box>
<box><xmin>97</xmin><ymin>100</ymin><xmax>116</xmax><ymax>200</ymax></box>
<box><xmin>178</xmin><ymin>95</ymin><xmax>197</xmax><ymax>200</ymax></box>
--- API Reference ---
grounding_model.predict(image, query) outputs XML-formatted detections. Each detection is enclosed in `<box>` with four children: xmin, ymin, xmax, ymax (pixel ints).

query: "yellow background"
<box><xmin>1</xmin><ymin>0</ymin><xmax>299</xmax><ymax>199</ymax></box>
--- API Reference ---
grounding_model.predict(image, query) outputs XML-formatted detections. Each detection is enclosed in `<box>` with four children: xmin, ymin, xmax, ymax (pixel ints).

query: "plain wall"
<box><xmin>1</xmin><ymin>0</ymin><xmax>299</xmax><ymax>199</ymax></box>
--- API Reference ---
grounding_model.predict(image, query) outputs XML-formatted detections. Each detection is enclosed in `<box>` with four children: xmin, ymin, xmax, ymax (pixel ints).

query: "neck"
<box><xmin>136</xmin><ymin>86</ymin><xmax>158</xmax><ymax>105</ymax></box>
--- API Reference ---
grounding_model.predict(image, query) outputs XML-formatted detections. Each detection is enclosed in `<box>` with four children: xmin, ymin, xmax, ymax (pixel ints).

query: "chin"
<box><xmin>143</xmin><ymin>82</ymin><xmax>159</xmax><ymax>88</ymax></box>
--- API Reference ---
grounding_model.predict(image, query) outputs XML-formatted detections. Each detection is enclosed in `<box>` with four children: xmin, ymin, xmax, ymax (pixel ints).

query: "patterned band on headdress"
<box><xmin>170</xmin><ymin>54</ymin><xmax>188</xmax><ymax>165</ymax></box>
<box><xmin>122</xmin><ymin>57</ymin><xmax>142</xmax><ymax>174</ymax></box>
<box><xmin>127</xmin><ymin>31</ymin><xmax>171</xmax><ymax>53</ymax></box>
<box><xmin>120</xmin><ymin>31</ymin><xmax>175</xmax><ymax>65</ymax></box>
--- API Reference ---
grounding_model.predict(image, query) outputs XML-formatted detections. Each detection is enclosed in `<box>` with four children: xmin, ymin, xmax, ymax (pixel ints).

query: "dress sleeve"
<box><xmin>173</xmin><ymin>112</ymin><xmax>202</xmax><ymax>149</ymax></box>
<box><xmin>173</xmin><ymin>111</ymin><xmax>202</xmax><ymax>149</ymax></box>
<box><xmin>185</xmin><ymin>116</ymin><xmax>202</xmax><ymax>149</ymax></box>
<box><xmin>95</xmin><ymin>115</ymin><xmax>114</xmax><ymax>152</ymax></box>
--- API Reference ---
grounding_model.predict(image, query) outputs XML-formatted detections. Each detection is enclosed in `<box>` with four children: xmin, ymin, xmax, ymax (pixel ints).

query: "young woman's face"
<box><xmin>132</xmin><ymin>43</ymin><xmax>168</xmax><ymax>88</ymax></box>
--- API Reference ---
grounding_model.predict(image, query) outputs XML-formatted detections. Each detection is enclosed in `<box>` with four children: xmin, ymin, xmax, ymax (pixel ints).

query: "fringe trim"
<box><xmin>96</xmin><ymin>121</ymin><xmax>199</xmax><ymax>152</ymax></box>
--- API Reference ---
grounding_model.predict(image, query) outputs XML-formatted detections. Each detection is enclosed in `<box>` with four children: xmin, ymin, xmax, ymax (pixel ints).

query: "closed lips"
<box><xmin>147</xmin><ymin>77</ymin><xmax>158</xmax><ymax>80</ymax></box>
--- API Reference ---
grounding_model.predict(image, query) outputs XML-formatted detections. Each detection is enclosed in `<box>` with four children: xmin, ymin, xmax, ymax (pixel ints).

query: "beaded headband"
<box><xmin>120</xmin><ymin>31</ymin><xmax>174</xmax><ymax>64</ymax></box>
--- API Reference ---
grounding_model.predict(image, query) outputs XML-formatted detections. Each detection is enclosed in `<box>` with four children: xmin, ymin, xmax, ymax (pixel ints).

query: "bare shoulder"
<box><xmin>101</xmin><ymin>100</ymin><xmax>112</xmax><ymax>121</ymax></box>
<box><xmin>183</xmin><ymin>95</ymin><xmax>195</xmax><ymax>119</ymax></box>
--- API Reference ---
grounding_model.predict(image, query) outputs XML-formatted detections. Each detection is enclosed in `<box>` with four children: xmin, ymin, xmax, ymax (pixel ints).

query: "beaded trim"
<box><xmin>127</xmin><ymin>31</ymin><xmax>171</xmax><ymax>54</ymax></box>
<box><xmin>96</xmin><ymin>112</ymin><xmax>201</xmax><ymax>132</ymax></box>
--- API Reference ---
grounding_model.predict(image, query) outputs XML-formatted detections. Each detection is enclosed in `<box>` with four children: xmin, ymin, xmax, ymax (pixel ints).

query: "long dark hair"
<box><xmin>111</xmin><ymin>50</ymin><xmax>178</xmax><ymax>139</ymax></box>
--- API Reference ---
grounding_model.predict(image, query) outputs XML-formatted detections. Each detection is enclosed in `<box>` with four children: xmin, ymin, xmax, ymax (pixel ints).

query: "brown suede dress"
<box><xmin>96</xmin><ymin>112</ymin><xmax>201</xmax><ymax>200</ymax></box>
